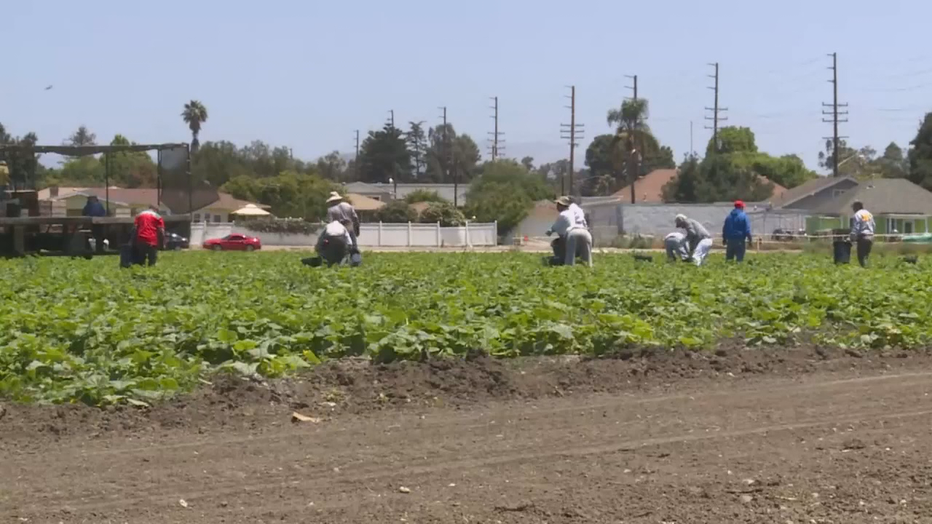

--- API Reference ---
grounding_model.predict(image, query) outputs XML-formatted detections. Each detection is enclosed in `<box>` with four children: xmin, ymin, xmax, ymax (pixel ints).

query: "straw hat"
<box><xmin>326</xmin><ymin>192</ymin><xmax>344</xmax><ymax>204</ymax></box>
<box><xmin>554</xmin><ymin>196</ymin><xmax>572</xmax><ymax>207</ymax></box>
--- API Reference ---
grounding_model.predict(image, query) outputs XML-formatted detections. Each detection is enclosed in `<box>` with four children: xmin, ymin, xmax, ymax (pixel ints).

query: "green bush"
<box><xmin>374</xmin><ymin>200</ymin><xmax>418</xmax><ymax>223</ymax></box>
<box><xmin>241</xmin><ymin>218</ymin><xmax>321</xmax><ymax>235</ymax></box>
<box><xmin>418</xmin><ymin>202</ymin><xmax>466</xmax><ymax>226</ymax></box>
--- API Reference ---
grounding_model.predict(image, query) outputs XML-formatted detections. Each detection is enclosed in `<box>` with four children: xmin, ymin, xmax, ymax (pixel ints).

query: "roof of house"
<box><xmin>47</xmin><ymin>187</ymin><xmax>267</xmax><ymax>212</ymax></box>
<box><xmin>36</xmin><ymin>186</ymin><xmax>90</xmax><ymax>200</ymax></box>
<box><xmin>343</xmin><ymin>181</ymin><xmax>467</xmax><ymax>203</ymax></box>
<box><xmin>345</xmin><ymin>193</ymin><xmax>386</xmax><ymax>211</ymax></box>
<box><xmin>813</xmin><ymin>178</ymin><xmax>932</xmax><ymax>215</ymax></box>
<box><xmin>771</xmin><ymin>175</ymin><xmax>857</xmax><ymax>208</ymax></box>
<box><xmin>612</xmin><ymin>168</ymin><xmax>788</xmax><ymax>203</ymax></box>
<box><xmin>612</xmin><ymin>169</ymin><xmax>678</xmax><ymax>202</ymax></box>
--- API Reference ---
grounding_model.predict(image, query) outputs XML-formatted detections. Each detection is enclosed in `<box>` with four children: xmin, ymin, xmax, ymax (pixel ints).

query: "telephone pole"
<box><xmin>625</xmin><ymin>74</ymin><xmax>638</xmax><ymax>100</ymax></box>
<box><xmin>387</xmin><ymin>110</ymin><xmax>395</xmax><ymax>128</ymax></box>
<box><xmin>488</xmin><ymin>96</ymin><xmax>505</xmax><ymax>161</ymax></box>
<box><xmin>354</xmin><ymin>130</ymin><xmax>360</xmax><ymax>180</ymax></box>
<box><xmin>560</xmin><ymin>86</ymin><xmax>585</xmax><ymax>196</ymax></box>
<box><xmin>704</xmin><ymin>62</ymin><xmax>728</xmax><ymax>153</ymax></box>
<box><xmin>439</xmin><ymin>106</ymin><xmax>457</xmax><ymax>206</ymax></box>
<box><xmin>822</xmin><ymin>52</ymin><xmax>848</xmax><ymax>177</ymax></box>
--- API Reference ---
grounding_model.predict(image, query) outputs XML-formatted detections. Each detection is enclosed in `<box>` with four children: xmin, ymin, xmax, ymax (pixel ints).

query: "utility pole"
<box><xmin>387</xmin><ymin>110</ymin><xmax>395</xmax><ymax>128</ymax></box>
<box><xmin>822</xmin><ymin>52</ymin><xmax>848</xmax><ymax>177</ymax></box>
<box><xmin>624</xmin><ymin>74</ymin><xmax>640</xmax><ymax>205</ymax></box>
<box><xmin>439</xmin><ymin>106</ymin><xmax>456</xmax><ymax>206</ymax></box>
<box><xmin>704</xmin><ymin>62</ymin><xmax>728</xmax><ymax>153</ymax></box>
<box><xmin>354</xmin><ymin>130</ymin><xmax>360</xmax><ymax>180</ymax></box>
<box><xmin>560</xmin><ymin>86</ymin><xmax>585</xmax><ymax>196</ymax></box>
<box><xmin>690</xmin><ymin>121</ymin><xmax>694</xmax><ymax>156</ymax></box>
<box><xmin>625</xmin><ymin>74</ymin><xmax>638</xmax><ymax>100</ymax></box>
<box><xmin>488</xmin><ymin>96</ymin><xmax>505</xmax><ymax>161</ymax></box>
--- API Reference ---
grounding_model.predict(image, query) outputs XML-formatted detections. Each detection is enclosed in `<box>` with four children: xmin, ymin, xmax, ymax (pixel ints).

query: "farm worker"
<box><xmin>675</xmin><ymin>214</ymin><xmax>713</xmax><ymax>266</ymax></box>
<box><xmin>664</xmin><ymin>231</ymin><xmax>689</xmax><ymax>262</ymax></box>
<box><xmin>567</xmin><ymin>198</ymin><xmax>589</xmax><ymax>230</ymax></box>
<box><xmin>83</xmin><ymin>195</ymin><xmax>107</xmax><ymax>253</ymax></box>
<box><xmin>722</xmin><ymin>200</ymin><xmax>752</xmax><ymax>262</ymax></box>
<box><xmin>132</xmin><ymin>205</ymin><xmax>165</xmax><ymax>267</ymax></box>
<box><xmin>546</xmin><ymin>196</ymin><xmax>593</xmax><ymax>267</ymax></box>
<box><xmin>82</xmin><ymin>195</ymin><xmax>106</xmax><ymax>217</ymax></box>
<box><xmin>850</xmin><ymin>200</ymin><xmax>875</xmax><ymax>268</ymax></box>
<box><xmin>315</xmin><ymin>220</ymin><xmax>354</xmax><ymax>267</ymax></box>
<box><xmin>326</xmin><ymin>192</ymin><xmax>360</xmax><ymax>254</ymax></box>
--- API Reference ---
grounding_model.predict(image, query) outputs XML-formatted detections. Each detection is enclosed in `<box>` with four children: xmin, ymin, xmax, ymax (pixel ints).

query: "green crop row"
<box><xmin>2</xmin><ymin>251</ymin><xmax>931</xmax><ymax>404</ymax></box>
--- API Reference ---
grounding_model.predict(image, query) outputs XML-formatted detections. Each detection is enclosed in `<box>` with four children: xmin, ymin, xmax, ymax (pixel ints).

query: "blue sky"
<box><xmin>3</xmin><ymin>0</ymin><xmax>930</xmax><ymax>173</ymax></box>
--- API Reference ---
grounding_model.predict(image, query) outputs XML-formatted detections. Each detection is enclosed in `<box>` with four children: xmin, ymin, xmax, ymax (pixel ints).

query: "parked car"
<box><xmin>163</xmin><ymin>232</ymin><xmax>189</xmax><ymax>251</ymax></box>
<box><xmin>203</xmin><ymin>234</ymin><xmax>262</xmax><ymax>251</ymax></box>
<box><xmin>771</xmin><ymin>228</ymin><xmax>807</xmax><ymax>242</ymax></box>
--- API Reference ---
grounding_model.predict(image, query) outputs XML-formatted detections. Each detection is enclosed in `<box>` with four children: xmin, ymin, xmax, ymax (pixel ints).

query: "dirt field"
<box><xmin>3</xmin><ymin>346</ymin><xmax>932</xmax><ymax>523</ymax></box>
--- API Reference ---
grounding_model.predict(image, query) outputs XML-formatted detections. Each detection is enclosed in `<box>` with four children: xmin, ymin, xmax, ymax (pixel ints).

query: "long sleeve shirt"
<box><xmin>549</xmin><ymin>210</ymin><xmax>578</xmax><ymax>238</ymax></box>
<box><xmin>568</xmin><ymin>203</ymin><xmax>588</xmax><ymax>229</ymax></box>
<box><xmin>682</xmin><ymin>218</ymin><xmax>711</xmax><ymax>252</ymax></box>
<box><xmin>722</xmin><ymin>209</ymin><xmax>752</xmax><ymax>242</ymax></box>
<box><xmin>850</xmin><ymin>209</ymin><xmax>875</xmax><ymax>240</ymax></box>
<box><xmin>327</xmin><ymin>202</ymin><xmax>359</xmax><ymax>231</ymax></box>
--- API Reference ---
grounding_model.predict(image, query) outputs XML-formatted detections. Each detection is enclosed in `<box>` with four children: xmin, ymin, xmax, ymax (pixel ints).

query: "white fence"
<box><xmin>189</xmin><ymin>221</ymin><xmax>497</xmax><ymax>248</ymax></box>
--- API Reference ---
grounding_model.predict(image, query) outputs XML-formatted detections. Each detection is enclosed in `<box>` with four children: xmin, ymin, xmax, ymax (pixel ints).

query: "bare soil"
<box><xmin>3</xmin><ymin>345</ymin><xmax>932</xmax><ymax>523</ymax></box>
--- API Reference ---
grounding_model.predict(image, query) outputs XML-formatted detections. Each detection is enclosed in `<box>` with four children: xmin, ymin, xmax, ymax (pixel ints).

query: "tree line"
<box><xmin>4</xmin><ymin>97</ymin><xmax>932</xmax><ymax>230</ymax></box>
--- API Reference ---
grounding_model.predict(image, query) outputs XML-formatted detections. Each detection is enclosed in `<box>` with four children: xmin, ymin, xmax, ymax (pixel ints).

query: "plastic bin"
<box><xmin>833</xmin><ymin>239</ymin><xmax>851</xmax><ymax>265</ymax></box>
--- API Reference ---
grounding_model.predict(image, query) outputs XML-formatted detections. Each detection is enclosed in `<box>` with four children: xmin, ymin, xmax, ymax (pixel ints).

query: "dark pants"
<box><xmin>857</xmin><ymin>236</ymin><xmax>873</xmax><ymax>268</ymax></box>
<box><xmin>318</xmin><ymin>234</ymin><xmax>349</xmax><ymax>267</ymax></box>
<box><xmin>133</xmin><ymin>244</ymin><xmax>158</xmax><ymax>266</ymax></box>
<box><xmin>725</xmin><ymin>238</ymin><xmax>746</xmax><ymax>262</ymax></box>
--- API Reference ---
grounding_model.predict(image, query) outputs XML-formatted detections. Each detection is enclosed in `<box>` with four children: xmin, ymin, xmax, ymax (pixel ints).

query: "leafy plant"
<box><xmin>2</xmin><ymin>251</ymin><xmax>931</xmax><ymax>405</ymax></box>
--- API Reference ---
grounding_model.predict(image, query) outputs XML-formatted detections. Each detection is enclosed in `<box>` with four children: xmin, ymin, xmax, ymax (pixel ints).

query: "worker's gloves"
<box><xmin>545</xmin><ymin>230</ymin><xmax>553</xmax><ymax>237</ymax></box>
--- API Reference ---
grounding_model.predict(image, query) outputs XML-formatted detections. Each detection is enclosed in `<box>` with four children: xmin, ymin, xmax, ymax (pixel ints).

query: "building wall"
<box><xmin>191</xmin><ymin>208</ymin><xmax>230</xmax><ymax>223</ymax></box>
<box><xmin>189</xmin><ymin>221</ymin><xmax>497</xmax><ymax>248</ymax></box>
<box><xmin>785</xmin><ymin>179</ymin><xmax>859</xmax><ymax>210</ymax></box>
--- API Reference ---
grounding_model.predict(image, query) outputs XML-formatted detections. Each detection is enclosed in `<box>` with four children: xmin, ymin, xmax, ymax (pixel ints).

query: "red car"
<box><xmin>203</xmin><ymin>234</ymin><xmax>262</xmax><ymax>251</ymax></box>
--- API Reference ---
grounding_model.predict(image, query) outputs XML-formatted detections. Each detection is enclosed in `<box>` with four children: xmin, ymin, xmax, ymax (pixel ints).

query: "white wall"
<box><xmin>356</xmin><ymin>222</ymin><xmax>496</xmax><ymax>247</ymax></box>
<box><xmin>190</xmin><ymin>221</ymin><xmax>498</xmax><ymax>247</ymax></box>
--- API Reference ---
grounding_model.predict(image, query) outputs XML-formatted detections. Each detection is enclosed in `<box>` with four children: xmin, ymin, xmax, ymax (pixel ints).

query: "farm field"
<box><xmin>2</xmin><ymin>250</ymin><xmax>932</xmax><ymax>404</ymax></box>
<box><xmin>3</xmin><ymin>251</ymin><xmax>932</xmax><ymax>522</ymax></box>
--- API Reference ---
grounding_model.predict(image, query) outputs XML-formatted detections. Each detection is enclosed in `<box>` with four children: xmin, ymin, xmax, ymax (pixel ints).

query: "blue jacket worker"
<box><xmin>722</xmin><ymin>200</ymin><xmax>752</xmax><ymax>262</ymax></box>
<box><xmin>82</xmin><ymin>196</ymin><xmax>107</xmax><ymax>217</ymax></box>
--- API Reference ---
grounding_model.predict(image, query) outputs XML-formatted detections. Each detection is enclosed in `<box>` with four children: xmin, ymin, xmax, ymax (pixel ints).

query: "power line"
<box><xmin>704</xmin><ymin>62</ymin><xmax>728</xmax><ymax>153</ymax></box>
<box><xmin>822</xmin><ymin>52</ymin><xmax>849</xmax><ymax>177</ymax></box>
<box><xmin>488</xmin><ymin>96</ymin><xmax>505</xmax><ymax>161</ymax></box>
<box><xmin>560</xmin><ymin>85</ymin><xmax>584</xmax><ymax>197</ymax></box>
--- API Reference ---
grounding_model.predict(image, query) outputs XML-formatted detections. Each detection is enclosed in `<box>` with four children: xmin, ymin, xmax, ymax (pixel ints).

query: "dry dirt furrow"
<box><xmin>2</xmin><ymin>359</ymin><xmax>932</xmax><ymax>523</ymax></box>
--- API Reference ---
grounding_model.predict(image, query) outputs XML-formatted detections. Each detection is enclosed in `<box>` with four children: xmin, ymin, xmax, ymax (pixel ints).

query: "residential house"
<box><xmin>612</xmin><ymin>168</ymin><xmax>788</xmax><ymax>203</ymax></box>
<box><xmin>343</xmin><ymin>182</ymin><xmax>469</xmax><ymax>205</ymax></box>
<box><xmin>808</xmin><ymin>178</ymin><xmax>932</xmax><ymax>235</ymax></box>
<box><xmin>770</xmin><ymin>175</ymin><xmax>859</xmax><ymax>210</ymax></box>
<box><xmin>41</xmin><ymin>186</ymin><xmax>265</xmax><ymax>222</ymax></box>
<box><xmin>345</xmin><ymin>192</ymin><xmax>385</xmax><ymax>221</ymax></box>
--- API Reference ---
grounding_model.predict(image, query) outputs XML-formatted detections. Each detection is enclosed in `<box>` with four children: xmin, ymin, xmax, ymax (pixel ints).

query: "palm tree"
<box><xmin>181</xmin><ymin>100</ymin><xmax>209</xmax><ymax>153</ymax></box>
<box><xmin>606</xmin><ymin>98</ymin><xmax>659</xmax><ymax>203</ymax></box>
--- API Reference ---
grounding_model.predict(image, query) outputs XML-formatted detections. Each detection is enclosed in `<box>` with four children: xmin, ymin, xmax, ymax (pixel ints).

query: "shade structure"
<box><xmin>231</xmin><ymin>203</ymin><xmax>272</xmax><ymax>216</ymax></box>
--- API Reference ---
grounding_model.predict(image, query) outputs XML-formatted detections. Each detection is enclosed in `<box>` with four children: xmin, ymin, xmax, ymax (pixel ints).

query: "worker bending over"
<box><xmin>547</xmin><ymin>196</ymin><xmax>593</xmax><ymax>267</ymax></box>
<box><xmin>314</xmin><ymin>220</ymin><xmax>356</xmax><ymax>267</ymax></box>
<box><xmin>850</xmin><ymin>200</ymin><xmax>875</xmax><ymax>268</ymax></box>
<box><xmin>675</xmin><ymin>214</ymin><xmax>713</xmax><ymax>266</ymax></box>
<box><xmin>664</xmin><ymin>231</ymin><xmax>689</xmax><ymax>262</ymax></box>
<box><xmin>326</xmin><ymin>192</ymin><xmax>360</xmax><ymax>259</ymax></box>
<box><xmin>722</xmin><ymin>200</ymin><xmax>752</xmax><ymax>262</ymax></box>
